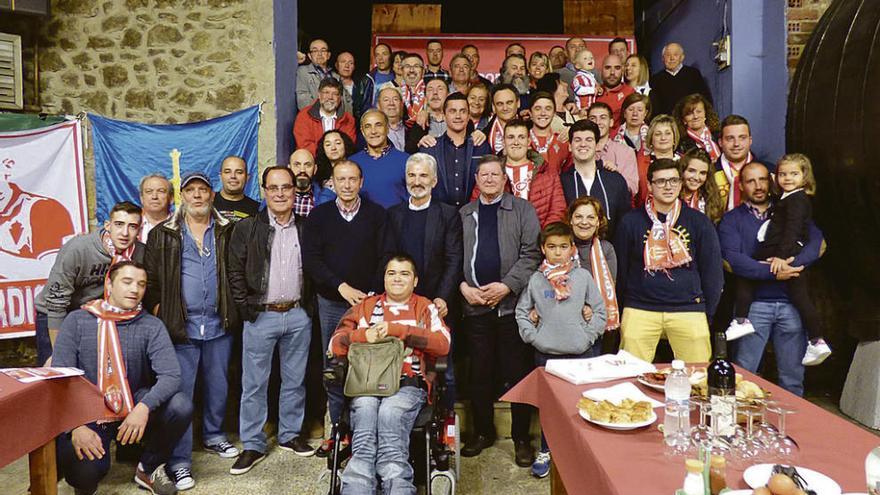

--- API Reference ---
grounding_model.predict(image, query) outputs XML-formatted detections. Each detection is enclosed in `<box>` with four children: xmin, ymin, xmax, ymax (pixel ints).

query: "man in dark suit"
<box><xmin>649</xmin><ymin>42</ymin><xmax>712</xmax><ymax>116</ymax></box>
<box><xmin>385</xmin><ymin>152</ymin><xmax>463</xmax><ymax>411</ymax></box>
<box><xmin>418</xmin><ymin>92</ymin><xmax>491</xmax><ymax>208</ymax></box>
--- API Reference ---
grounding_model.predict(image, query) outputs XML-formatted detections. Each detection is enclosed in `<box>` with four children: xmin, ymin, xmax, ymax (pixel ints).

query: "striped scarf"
<box><xmin>643</xmin><ymin>197</ymin><xmax>692</xmax><ymax>277</ymax></box>
<box><xmin>100</xmin><ymin>230</ymin><xmax>136</xmax><ymax>298</ymax></box>
<box><xmin>687</xmin><ymin>127</ymin><xmax>721</xmax><ymax>161</ymax></box>
<box><xmin>589</xmin><ymin>238</ymin><xmax>620</xmax><ymax>331</ymax></box>
<box><xmin>82</xmin><ymin>299</ymin><xmax>141</xmax><ymax>418</ymax></box>
<box><xmin>539</xmin><ymin>254</ymin><xmax>576</xmax><ymax>301</ymax></box>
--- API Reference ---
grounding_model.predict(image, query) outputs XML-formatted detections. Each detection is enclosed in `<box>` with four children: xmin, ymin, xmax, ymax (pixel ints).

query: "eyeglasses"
<box><xmin>402</xmin><ymin>64</ymin><xmax>424</xmax><ymax>71</ymax></box>
<box><xmin>310</xmin><ymin>48</ymin><xmax>329</xmax><ymax>54</ymax></box>
<box><xmin>650</xmin><ymin>178</ymin><xmax>683</xmax><ymax>187</ymax></box>
<box><xmin>264</xmin><ymin>184</ymin><xmax>294</xmax><ymax>193</ymax></box>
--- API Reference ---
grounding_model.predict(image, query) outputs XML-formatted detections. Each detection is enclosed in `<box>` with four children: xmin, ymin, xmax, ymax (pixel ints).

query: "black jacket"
<box><xmin>560</xmin><ymin>161</ymin><xmax>632</xmax><ymax>239</ymax></box>
<box><xmin>385</xmin><ymin>200</ymin><xmax>464</xmax><ymax>303</ymax></box>
<box><xmin>419</xmin><ymin>133</ymin><xmax>492</xmax><ymax>208</ymax></box>
<box><xmin>144</xmin><ymin>207</ymin><xmax>241</xmax><ymax>344</ymax></box>
<box><xmin>649</xmin><ymin>65</ymin><xmax>712</xmax><ymax>116</ymax></box>
<box><xmin>227</xmin><ymin>208</ymin><xmax>314</xmax><ymax>323</ymax></box>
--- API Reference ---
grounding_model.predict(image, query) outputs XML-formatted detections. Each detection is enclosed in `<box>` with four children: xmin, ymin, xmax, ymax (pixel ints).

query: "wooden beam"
<box><xmin>372</xmin><ymin>3</ymin><xmax>441</xmax><ymax>34</ymax></box>
<box><xmin>564</xmin><ymin>0</ymin><xmax>634</xmax><ymax>36</ymax></box>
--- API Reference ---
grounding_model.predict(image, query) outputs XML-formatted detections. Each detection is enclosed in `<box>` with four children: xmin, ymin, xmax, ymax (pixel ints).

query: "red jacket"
<box><xmin>293</xmin><ymin>103</ymin><xmax>357</xmax><ymax>156</ymax></box>
<box><xmin>329</xmin><ymin>294</ymin><xmax>450</xmax><ymax>383</ymax></box>
<box><xmin>471</xmin><ymin>159</ymin><xmax>567</xmax><ymax>228</ymax></box>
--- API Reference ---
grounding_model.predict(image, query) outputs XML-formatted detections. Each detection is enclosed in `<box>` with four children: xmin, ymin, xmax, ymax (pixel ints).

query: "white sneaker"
<box><xmin>726</xmin><ymin>319</ymin><xmax>756</xmax><ymax>341</ymax></box>
<box><xmin>802</xmin><ymin>339</ymin><xmax>832</xmax><ymax>366</ymax></box>
<box><xmin>170</xmin><ymin>466</ymin><xmax>195</xmax><ymax>491</ymax></box>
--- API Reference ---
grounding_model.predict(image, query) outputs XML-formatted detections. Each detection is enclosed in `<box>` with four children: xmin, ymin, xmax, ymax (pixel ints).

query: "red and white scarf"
<box><xmin>489</xmin><ymin>118</ymin><xmax>505</xmax><ymax>153</ymax></box>
<box><xmin>540</xmin><ymin>254</ymin><xmax>576</xmax><ymax>301</ymax></box>
<box><xmin>529</xmin><ymin>129</ymin><xmax>557</xmax><ymax>155</ymax></box>
<box><xmin>719</xmin><ymin>151</ymin><xmax>753</xmax><ymax>211</ymax></box>
<box><xmin>82</xmin><ymin>299</ymin><xmax>141</xmax><ymax>418</ymax></box>
<box><xmin>505</xmin><ymin>162</ymin><xmax>535</xmax><ymax>200</ymax></box>
<box><xmin>687</xmin><ymin>127</ymin><xmax>721</xmax><ymax>162</ymax></box>
<box><xmin>643</xmin><ymin>197</ymin><xmax>692</xmax><ymax>276</ymax></box>
<box><xmin>402</xmin><ymin>80</ymin><xmax>426</xmax><ymax>121</ymax></box>
<box><xmin>589</xmin><ymin>238</ymin><xmax>620</xmax><ymax>331</ymax></box>
<box><xmin>614</xmin><ymin>124</ymin><xmax>649</xmax><ymax>155</ymax></box>
<box><xmin>101</xmin><ymin>230</ymin><xmax>136</xmax><ymax>298</ymax></box>
<box><xmin>682</xmin><ymin>191</ymin><xmax>706</xmax><ymax>213</ymax></box>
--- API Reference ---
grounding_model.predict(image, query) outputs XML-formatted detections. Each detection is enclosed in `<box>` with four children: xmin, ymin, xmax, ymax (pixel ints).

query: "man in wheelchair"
<box><xmin>328</xmin><ymin>253</ymin><xmax>451</xmax><ymax>494</ymax></box>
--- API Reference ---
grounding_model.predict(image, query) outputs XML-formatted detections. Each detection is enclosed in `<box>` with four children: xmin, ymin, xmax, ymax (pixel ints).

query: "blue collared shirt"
<box><xmin>180</xmin><ymin>220</ymin><xmax>223</xmax><ymax>340</ymax></box>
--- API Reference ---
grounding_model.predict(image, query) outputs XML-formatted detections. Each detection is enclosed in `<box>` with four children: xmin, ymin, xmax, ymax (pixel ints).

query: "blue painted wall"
<box><xmin>274</xmin><ymin>0</ymin><xmax>297</xmax><ymax>164</ymax></box>
<box><xmin>644</xmin><ymin>0</ymin><xmax>786</xmax><ymax>161</ymax></box>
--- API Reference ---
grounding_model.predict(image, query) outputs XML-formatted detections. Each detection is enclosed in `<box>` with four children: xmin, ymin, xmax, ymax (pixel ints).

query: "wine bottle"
<box><xmin>708</xmin><ymin>331</ymin><xmax>736</xmax><ymax>438</ymax></box>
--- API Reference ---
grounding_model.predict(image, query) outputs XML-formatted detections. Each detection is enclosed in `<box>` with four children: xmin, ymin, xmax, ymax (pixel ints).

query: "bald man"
<box><xmin>215</xmin><ymin>155</ymin><xmax>260</xmax><ymax>221</ymax></box>
<box><xmin>649</xmin><ymin>42</ymin><xmax>712</xmax><ymax>116</ymax></box>
<box><xmin>289</xmin><ymin>148</ymin><xmax>333</xmax><ymax>217</ymax></box>
<box><xmin>595</xmin><ymin>54</ymin><xmax>635</xmax><ymax>124</ymax></box>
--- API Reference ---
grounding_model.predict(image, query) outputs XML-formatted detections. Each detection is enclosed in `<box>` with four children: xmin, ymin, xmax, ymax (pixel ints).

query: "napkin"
<box><xmin>582</xmin><ymin>382</ymin><xmax>665</xmax><ymax>409</ymax></box>
<box><xmin>545</xmin><ymin>350</ymin><xmax>657</xmax><ymax>385</ymax></box>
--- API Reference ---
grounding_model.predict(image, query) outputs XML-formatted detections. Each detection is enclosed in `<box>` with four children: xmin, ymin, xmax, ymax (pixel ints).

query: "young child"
<box><xmin>726</xmin><ymin>153</ymin><xmax>831</xmax><ymax>366</ymax></box>
<box><xmin>571</xmin><ymin>49</ymin><xmax>600</xmax><ymax>118</ymax></box>
<box><xmin>516</xmin><ymin>222</ymin><xmax>606</xmax><ymax>478</ymax></box>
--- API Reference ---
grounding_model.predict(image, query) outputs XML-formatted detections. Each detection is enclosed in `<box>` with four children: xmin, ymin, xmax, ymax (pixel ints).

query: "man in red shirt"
<box><xmin>595</xmin><ymin>54</ymin><xmax>635</xmax><ymax>125</ymax></box>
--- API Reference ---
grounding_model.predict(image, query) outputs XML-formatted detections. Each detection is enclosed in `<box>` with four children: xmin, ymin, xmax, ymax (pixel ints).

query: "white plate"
<box><xmin>635</xmin><ymin>374</ymin><xmax>666</xmax><ymax>392</ymax></box>
<box><xmin>578</xmin><ymin>407</ymin><xmax>657</xmax><ymax>430</ymax></box>
<box><xmin>743</xmin><ymin>464</ymin><xmax>842</xmax><ymax>495</ymax></box>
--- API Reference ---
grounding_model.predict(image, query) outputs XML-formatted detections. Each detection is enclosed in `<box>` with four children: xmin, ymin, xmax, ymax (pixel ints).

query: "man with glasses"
<box><xmin>227</xmin><ymin>166</ymin><xmax>316</xmax><ymax>475</ymax></box>
<box><xmin>400</xmin><ymin>53</ymin><xmax>427</xmax><ymax>123</ymax></box>
<box><xmin>424</xmin><ymin>39</ymin><xmax>450</xmax><ymax>83</ymax></box>
<box><xmin>297</xmin><ymin>39</ymin><xmax>338</xmax><ymax>110</ymax></box>
<box><xmin>612</xmin><ymin>158</ymin><xmax>722</xmax><ymax>363</ymax></box>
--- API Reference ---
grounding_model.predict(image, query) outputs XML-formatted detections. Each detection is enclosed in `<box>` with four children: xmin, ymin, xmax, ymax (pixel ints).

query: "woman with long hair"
<box><xmin>466</xmin><ymin>83</ymin><xmax>492</xmax><ymax>130</ymax></box>
<box><xmin>315</xmin><ymin>129</ymin><xmax>358</xmax><ymax>189</ymax></box>
<box><xmin>673</xmin><ymin>93</ymin><xmax>721</xmax><ymax>161</ymax></box>
<box><xmin>679</xmin><ymin>148</ymin><xmax>725</xmax><ymax>223</ymax></box>
<box><xmin>624</xmin><ymin>54</ymin><xmax>651</xmax><ymax>95</ymax></box>
<box><xmin>528</xmin><ymin>52</ymin><xmax>552</xmax><ymax>89</ymax></box>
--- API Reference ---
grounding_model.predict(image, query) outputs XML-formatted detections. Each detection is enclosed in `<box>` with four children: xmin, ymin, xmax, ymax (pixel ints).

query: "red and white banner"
<box><xmin>374</xmin><ymin>33</ymin><xmax>637</xmax><ymax>83</ymax></box>
<box><xmin>0</xmin><ymin>120</ymin><xmax>88</xmax><ymax>338</ymax></box>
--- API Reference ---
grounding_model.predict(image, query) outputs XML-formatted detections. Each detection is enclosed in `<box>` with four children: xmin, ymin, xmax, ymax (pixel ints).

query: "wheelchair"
<box><xmin>321</xmin><ymin>356</ymin><xmax>459</xmax><ymax>495</ymax></box>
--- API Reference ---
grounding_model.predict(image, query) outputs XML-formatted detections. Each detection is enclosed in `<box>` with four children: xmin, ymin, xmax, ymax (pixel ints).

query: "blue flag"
<box><xmin>91</xmin><ymin>106</ymin><xmax>260</xmax><ymax>223</ymax></box>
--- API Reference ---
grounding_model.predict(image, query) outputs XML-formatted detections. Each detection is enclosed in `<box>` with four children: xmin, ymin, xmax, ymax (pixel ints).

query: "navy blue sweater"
<box><xmin>717</xmin><ymin>203</ymin><xmax>824</xmax><ymax>302</ymax></box>
<box><xmin>303</xmin><ymin>198</ymin><xmax>388</xmax><ymax>301</ymax></box>
<box><xmin>612</xmin><ymin>202</ymin><xmax>723</xmax><ymax>316</ymax></box>
<box><xmin>350</xmin><ymin>147</ymin><xmax>409</xmax><ymax>209</ymax></box>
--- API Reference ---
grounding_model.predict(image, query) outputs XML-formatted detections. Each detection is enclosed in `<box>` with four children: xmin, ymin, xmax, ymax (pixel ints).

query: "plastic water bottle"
<box><xmin>664</xmin><ymin>359</ymin><xmax>691</xmax><ymax>447</ymax></box>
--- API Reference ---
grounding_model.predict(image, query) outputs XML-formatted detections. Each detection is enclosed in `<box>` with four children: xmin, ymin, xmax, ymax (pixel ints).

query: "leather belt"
<box><xmin>264</xmin><ymin>300</ymin><xmax>301</xmax><ymax>312</ymax></box>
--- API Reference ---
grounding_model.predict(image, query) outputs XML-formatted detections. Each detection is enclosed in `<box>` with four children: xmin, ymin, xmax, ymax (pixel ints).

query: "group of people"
<box><xmin>34</xmin><ymin>36</ymin><xmax>830</xmax><ymax>495</ymax></box>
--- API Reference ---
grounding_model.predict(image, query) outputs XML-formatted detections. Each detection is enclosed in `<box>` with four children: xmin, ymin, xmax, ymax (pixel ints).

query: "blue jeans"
<box><xmin>318</xmin><ymin>295</ymin><xmax>350</xmax><ymax>424</ymax></box>
<box><xmin>240</xmin><ymin>308</ymin><xmax>311</xmax><ymax>452</ymax></box>
<box><xmin>341</xmin><ymin>386</ymin><xmax>427</xmax><ymax>495</ymax></box>
<box><xmin>169</xmin><ymin>333</ymin><xmax>233</xmax><ymax>471</ymax></box>
<box><xmin>56</xmin><ymin>391</ymin><xmax>192</xmax><ymax>493</ymax></box>
<box><xmin>732</xmin><ymin>301</ymin><xmax>807</xmax><ymax>396</ymax></box>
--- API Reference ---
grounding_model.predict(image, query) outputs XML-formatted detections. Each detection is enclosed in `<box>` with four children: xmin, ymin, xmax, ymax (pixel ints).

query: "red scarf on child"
<box><xmin>539</xmin><ymin>253</ymin><xmax>576</xmax><ymax>301</ymax></box>
<box><xmin>589</xmin><ymin>238</ymin><xmax>620</xmax><ymax>331</ymax></box>
<box><xmin>643</xmin><ymin>197</ymin><xmax>692</xmax><ymax>277</ymax></box>
<box><xmin>81</xmin><ymin>299</ymin><xmax>141</xmax><ymax>418</ymax></box>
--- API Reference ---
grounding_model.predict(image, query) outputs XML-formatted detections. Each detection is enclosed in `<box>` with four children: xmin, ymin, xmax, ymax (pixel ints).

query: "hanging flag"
<box><xmin>90</xmin><ymin>106</ymin><xmax>260</xmax><ymax>223</ymax></box>
<box><xmin>0</xmin><ymin>120</ymin><xmax>88</xmax><ymax>338</ymax></box>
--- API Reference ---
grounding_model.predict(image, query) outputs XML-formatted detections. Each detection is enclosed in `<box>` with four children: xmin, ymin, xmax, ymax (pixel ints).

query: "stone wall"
<box><xmin>0</xmin><ymin>0</ymin><xmax>277</xmax><ymax>223</ymax></box>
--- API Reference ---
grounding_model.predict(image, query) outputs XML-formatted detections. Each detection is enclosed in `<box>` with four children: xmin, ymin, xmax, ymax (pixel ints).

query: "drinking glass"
<box><xmin>689</xmin><ymin>397</ymin><xmax>712</xmax><ymax>448</ymax></box>
<box><xmin>766</xmin><ymin>401</ymin><xmax>799</xmax><ymax>463</ymax></box>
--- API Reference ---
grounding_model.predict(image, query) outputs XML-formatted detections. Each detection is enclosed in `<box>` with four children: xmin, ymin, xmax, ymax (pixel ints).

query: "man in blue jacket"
<box><xmin>419</xmin><ymin>93</ymin><xmax>491</xmax><ymax>208</ymax></box>
<box><xmin>718</xmin><ymin>162</ymin><xmax>824</xmax><ymax>396</ymax></box>
<box><xmin>613</xmin><ymin>158</ymin><xmax>723</xmax><ymax>363</ymax></box>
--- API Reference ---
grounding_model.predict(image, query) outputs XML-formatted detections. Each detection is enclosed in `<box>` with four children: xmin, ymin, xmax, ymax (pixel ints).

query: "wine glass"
<box><xmin>753</xmin><ymin>399</ymin><xmax>780</xmax><ymax>447</ymax></box>
<box><xmin>730</xmin><ymin>404</ymin><xmax>766</xmax><ymax>468</ymax></box>
<box><xmin>664</xmin><ymin>401</ymin><xmax>693</xmax><ymax>457</ymax></box>
<box><xmin>707</xmin><ymin>407</ymin><xmax>732</xmax><ymax>459</ymax></box>
<box><xmin>689</xmin><ymin>397</ymin><xmax>712</xmax><ymax>448</ymax></box>
<box><xmin>766</xmin><ymin>401</ymin><xmax>799</xmax><ymax>463</ymax></box>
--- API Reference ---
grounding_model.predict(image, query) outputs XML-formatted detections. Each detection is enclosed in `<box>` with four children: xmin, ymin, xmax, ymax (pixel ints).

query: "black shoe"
<box><xmin>514</xmin><ymin>439</ymin><xmax>535</xmax><ymax>467</ymax></box>
<box><xmin>278</xmin><ymin>436</ymin><xmax>316</xmax><ymax>457</ymax></box>
<box><xmin>460</xmin><ymin>434</ymin><xmax>495</xmax><ymax>457</ymax></box>
<box><xmin>229</xmin><ymin>450</ymin><xmax>266</xmax><ymax>475</ymax></box>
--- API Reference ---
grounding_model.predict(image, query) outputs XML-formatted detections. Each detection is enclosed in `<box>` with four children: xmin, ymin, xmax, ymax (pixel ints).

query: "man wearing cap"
<box><xmin>144</xmin><ymin>171</ymin><xmax>242</xmax><ymax>491</ymax></box>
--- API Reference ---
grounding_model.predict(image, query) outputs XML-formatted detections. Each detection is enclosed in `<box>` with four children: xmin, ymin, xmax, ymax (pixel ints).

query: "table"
<box><xmin>0</xmin><ymin>373</ymin><xmax>109</xmax><ymax>495</ymax></box>
<box><xmin>502</xmin><ymin>366</ymin><xmax>880</xmax><ymax>494</ymax></box>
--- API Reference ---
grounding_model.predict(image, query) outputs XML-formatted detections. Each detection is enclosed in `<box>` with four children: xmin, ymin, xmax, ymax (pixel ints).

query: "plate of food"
<box><xmin>636</xmin><ymin>366</ymin><xmax>707</xmax><ymax>392</ymax></box>
<box><xmin>691</xmin><ymin>375</ymin><xmax>770</xmax><ymax>403</ymax></box>
<box><xmin>577</xmin><ymin>397</ymin><xmax>657</xmax><ymax>430</ymax></box>
<box><xmin>744</xmin><ymin>463</ymin><xmax>841</xmax><ymax>495</ymax></box>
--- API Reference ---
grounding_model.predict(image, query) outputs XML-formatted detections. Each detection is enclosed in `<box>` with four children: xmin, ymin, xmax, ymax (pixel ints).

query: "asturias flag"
<box><xmin>90</xmin><ymin>106</ymin><xmax>260</xmax><ymax>223</ymax></box>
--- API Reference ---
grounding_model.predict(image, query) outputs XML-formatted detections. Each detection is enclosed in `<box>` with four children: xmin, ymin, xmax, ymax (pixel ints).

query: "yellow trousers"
<box><xmin>620</xmin><ymin>307</ymin><xmax>711</xmax><ymax>363</ymax></box>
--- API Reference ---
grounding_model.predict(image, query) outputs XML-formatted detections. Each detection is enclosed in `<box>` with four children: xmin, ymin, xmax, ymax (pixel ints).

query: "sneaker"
<box><xmin>315</xmin><ymin>438</ymin><xmax>334</xmax><ymax>458</ymax></box>
<box><xmin>278</xmin><ymin>436</ymin><xmax>316</xmax><ymax>457</ymax></box>
<box><xmin>134</xmin><ymin>463</ymin><xmax>178</xmax><ymax>495</ymax></box>
<box><xmin>802</xmin><ymin>338</ymin><xmax>832</xmax><ymax>366</ymax></box>
<box><xmin>204</xmin><ymin>440</ymin><xmax>239</xmax><ymax>458</ymax></box>
<box><xmin>229</xmin><ymin>450</ymin><xmax>266</xmax><ymax>475</ymax></box>
<box><xmin>531</xmin><ymin>450</ymin><xmax>551</xmax><ymax>478</ymax></box>
<box><xmin>170</xmin><ymin>466</ymin><xmax>194</xmax><ymax>491</ymax></box>
<box><xmin>726</xmin><ymin>318</ymin><xmax>756</xmax><ymax>341</ymax></box>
